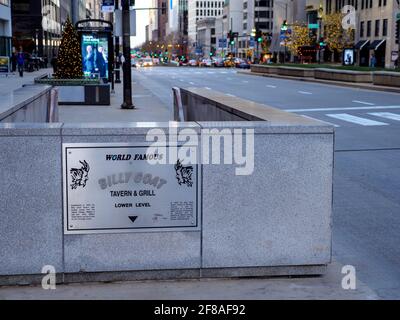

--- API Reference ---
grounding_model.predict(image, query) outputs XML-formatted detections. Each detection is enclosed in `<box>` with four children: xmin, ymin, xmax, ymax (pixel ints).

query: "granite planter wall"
<box><xmin>57</xmin><ymin>84</ymin><xmax>110</xmax><ymax>105</ymax></box>
<box><xmin>0</xmin><ymin>90</ymin><xmax>334</xmax><ymax>285</ymax></box>
<box><xmin>276</xmin><ymin>66</ymin><xmax>315</xmax><ymax>78</ymax></box>
<box><xmin>35</xmin><ymin>76</ymin><xmax>111</xmax><ymax>106</ymax></box>
<box><xmin>314</xmin><ymin>68</ymin><xmax>373</xmax><ymax>83</ymax></box>
<box><xmin>250</xmin><ymin>64</ymin><xmax>279</xmax><ymax>74</ymax></box>
<box><xmin>0</xmin><ymin>85</ymin><xmax>55</xmax><ymax>123</ymax></box>
<box><xmin>373</xmin><ymin>71</ymin><xmax>400</xmax><ymax>87</ymax></box>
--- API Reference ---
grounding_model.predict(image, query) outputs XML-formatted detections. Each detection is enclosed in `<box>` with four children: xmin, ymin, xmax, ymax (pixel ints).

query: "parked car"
<box><xmin>224</xmin><ymin>58</ymin><xmax>235</xmax><ymax>68</ymax></box>
<box><xmin>199</xmin><ymin>58</ymin><xmax>213</xmax><ymax>67</ymax></box>
<box><xmin>236</xmin><ymin>59</ymin><xmax>251</xmax><ymax>69</ymax></box>
<box><xmin>213</xmin><ymin>58</ymin><xmax>225</xmax><ymax>67</ymax></box>
<box><xmin>139</xmin><ymin>58</ymin><xmax>154</xmax><ymax>67</ymax></box>
<box><xmin>188</xmin><ymin>59</ymin><xmax>198</xmax><ymax>66</ymax></box>
<box><xmin>179</xmin><ymin>59</ymin><xmax>189</xmax><ymax>66</ymax></box>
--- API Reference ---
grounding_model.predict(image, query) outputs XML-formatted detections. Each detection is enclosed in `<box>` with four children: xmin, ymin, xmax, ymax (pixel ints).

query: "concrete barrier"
<box><xmin>0</xmin><ymin>89</ymin><xmax>334</xmax><ymax>285</ymax></box>
<box><xmin>314</xmin><ymin>68</ymin><xmax>373</xmax><ymax>83</ymax></box>
<box><xmin>57</xmin><ymin>84</ymin><xmax>111</xmax><ymax>105</ymax></box>
<box><xmin>0</xmin><ymin>85</ymin><xmax>55</xmax><ymax>123</ymax></box>
<box><xmin>373</xmin><ymin>71</ymin><xmax>400</xmax><ymax>87</ymax></box>
<box><xmin>250</xmin><ymin>64</ymin><xmax>279</xmax><ymax>74</ymax></box>
<box><xmin>277</xmin><ymin>66</ymin><xmax>315</xmax><ymax>78</ymax></box>
<box><xmin>250</xmin><ymin>65</ymin><xmax>314</xmax><ymax>77</ymax></box>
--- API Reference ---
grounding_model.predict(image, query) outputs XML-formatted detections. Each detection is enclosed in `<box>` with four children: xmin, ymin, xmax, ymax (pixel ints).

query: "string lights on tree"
<box><xmin>286</xmin><ymin>22</ymin><xmax>313</xmax><ymax>56</ymax></box>
<box><xmin>323</xmin><ymin>12</ymin><xmax>354</xmax><ymax>54</ymax></box>
<box><xmin>55</xmin><ymin>17</ymin><xmax>83</xmax><ymax>79</ymax></box>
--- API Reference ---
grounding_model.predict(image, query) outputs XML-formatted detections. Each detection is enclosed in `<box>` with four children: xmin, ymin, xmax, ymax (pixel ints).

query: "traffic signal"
<box><xmin>281</xmin><ymin>20</ymin><xmax>288</xmax><ymax>31</ymax></box>
<box><xmin>229</xmin><ymin>31</ymin><xmax>235</xmax><ymax>46</ymax></box>
<box><xmin>256</xmin><ymin>30</ymin><xmax>263</xmax><ymax>43</ymax></box>
<box><xmin>319</xmin><ymin>38</ymin><xmax>326</xmax><ymax>47</ymax></box>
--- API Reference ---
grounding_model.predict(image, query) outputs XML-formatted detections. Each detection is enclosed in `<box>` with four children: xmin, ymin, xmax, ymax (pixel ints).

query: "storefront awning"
<box><xmin>355</xmin><ymin>40</ymin><xmax>370</xmax><ymax>50</ymax></box>
<box><xmin>369</xmin><ymin>39</ymin><xmax>386</xmax><ymax>50</ymax></box>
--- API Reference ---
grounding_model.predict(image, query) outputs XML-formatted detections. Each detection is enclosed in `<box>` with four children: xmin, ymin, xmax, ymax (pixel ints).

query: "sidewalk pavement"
<box><xmin>239</xmin><ymin>70</ymin><xmax>400</xmax><ymax>94</ymax></box>
<box><xmin>0</xmin><ymin>261</ymin><xmax>378</xmax><ymax>300</ymax></box>
<box><xmin>59</xmin><ymin>77</ymin><xmax>172</xmax><ymax>123</ymax></box>
<box><xmin>0</xmin><ymin>68</ymin><xmax>53</xmax><ymax>95</ymax></box>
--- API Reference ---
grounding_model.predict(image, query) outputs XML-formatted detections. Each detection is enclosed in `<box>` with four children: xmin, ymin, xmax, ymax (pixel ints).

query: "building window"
<box><xmin>367</xmin><ymin>20</ymin><xmax>371</xmax><ymax>37</ymax></box>
<box><xmin>382</xmin><ymin>19</ymin><xmax>388</xmax><ymax>36</ymax></box>
<box><xmin>375</xmin><ymin>20</ymin><xmax>380</xmax><ymax>37</ymax></box>
<box><xmin>360</xmin><ymin>21</ymin><xmax>364</xmax><ymax>37</ymax></box>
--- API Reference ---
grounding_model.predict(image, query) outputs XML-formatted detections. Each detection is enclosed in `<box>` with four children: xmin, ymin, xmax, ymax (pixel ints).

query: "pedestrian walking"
<box><xmin>16</xmin><ymin>47</ymin><xmax>25</xmax><ymax>77</ymax></box>
<box><xmin>51</xmin><ymin>55</ymin><xmax>58</xmax><ymax>75</ymax></box>
<box><xmin>10</xmin><ymin>47</ymin><xmax>17</xmax><ymax>74</ymax></box>
<box><xmin>370</xmin><ymin>54</ymin><xmax>377</xmax><ymax>68</ymax></box>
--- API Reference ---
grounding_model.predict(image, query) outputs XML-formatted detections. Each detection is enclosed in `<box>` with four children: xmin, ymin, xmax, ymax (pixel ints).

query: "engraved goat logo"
<box><xmin>70</xmin><ymin>160</ymin><xmax>90</xmax><ymax>190</ymax></box>
<box><xmin>175</xmin><ymin>159</ymin><xmax>193</xmax><ymax>187</ymax></box>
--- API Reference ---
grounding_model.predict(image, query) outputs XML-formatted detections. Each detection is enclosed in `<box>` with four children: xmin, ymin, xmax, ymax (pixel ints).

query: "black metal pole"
<box><xmin>115</xmin><ymin>0</ymin><xmax>121</xmax><ymax>83</ymax></box>
<box><xmin>121</xmin><ymin>0</ymin><xmax>134</xmax><ymax>109</ymax></box>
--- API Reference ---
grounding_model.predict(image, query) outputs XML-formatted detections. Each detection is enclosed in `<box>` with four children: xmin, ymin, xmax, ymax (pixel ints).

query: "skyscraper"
<box><xmin>188</xmin><ymin>0</ymin><xmax>225</xmax><ymax>46</ymax></box>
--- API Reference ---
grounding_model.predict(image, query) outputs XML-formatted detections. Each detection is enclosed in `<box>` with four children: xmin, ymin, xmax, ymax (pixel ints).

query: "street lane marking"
<box><xmin>227</xmin><ymin>77</ymin><xmax>233</xmax><ymax>80</ymax></box>
<box><xmin>179</xmin><ymin>79</ymin><xmax>184</xmax><ymax>82</ymax></box>
<box><xmin>205</xmin><ymin>87</ymin><xmax>212</xmax><ymax>90</ymax></box>
<box><xmin>300</xmin><ymin>115</ymin><xmax>340</xmax><ymax>127</ymax></box>
<box><xmin>352</xmin><ymin>100</ymin><xmax>375</xmax><ymax>106</ymax></box>
<box><xmin>369</xmin><ymin>112</ymin><xmax>400</xmax><ymax>121</ymax></box>
<box><xmin>189</xmin><ymin>82</ymin><xmax>195</xmax><ymax>85</ymax></box>
<box><xmin>132</xmin><ymin>95</ymin><xmax>152</xmax><ymax>98</ymax></box>
<box><xmin>266</xmin><ymin>85</ymin><xmax>277</xmax><ymax>88</ymax></box>
<box><xmin>298</xmin><ymin>91</ymin><xmax>313</xmax><ymax>95</ymax></box>
<box><xmin>326</xmin><ymin>114</ymin><xmax>388</xmax><ymax>126</ymax></box>
<box><xmin>242</xmin><ymin>80</ymin><xmax>249</xmax><ymax>83</ymax></box>
<box><xmin>226</xmin><ymin>93</ymin><xmax>236</xmax><ymax>97</ymax></box>
<box><xmin>285</xmin><ymin>105</ymin><xmax>400</xmax><ymax>112</ymax></box>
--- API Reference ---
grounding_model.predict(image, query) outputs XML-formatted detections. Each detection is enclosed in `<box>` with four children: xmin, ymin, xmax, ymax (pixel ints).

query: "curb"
<box><xmin>237</xmin><ymin>71</ymin><xmax>400</xmax><ymax>94</ymax></box>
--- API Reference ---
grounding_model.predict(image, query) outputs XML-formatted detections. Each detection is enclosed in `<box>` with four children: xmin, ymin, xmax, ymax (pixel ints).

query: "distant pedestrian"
<box><xmin>10</xmin><ymin>47</ymin><xmax>17</xmax><ymax>73</ymax></box>
<box><xmin>17</xmin><ymin>47</ymin><xmax>25</xmax><ymax>77</ymax></box>
<box><xmin>370</xmin><ymin>54</ymin><xmax>377</xmax><ymax>68</ymax></box>
<box><xmin>51</xmin><ymin>55</ymin><xmax>58</xmax><ymax>74</ymax></box>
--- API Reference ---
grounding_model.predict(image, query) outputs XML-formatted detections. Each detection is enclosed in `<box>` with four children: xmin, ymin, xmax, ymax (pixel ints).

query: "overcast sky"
<box><xmin>130</xmin><ymin>0</ymin><xmax>150</xmax><ymax>48</ymax></box>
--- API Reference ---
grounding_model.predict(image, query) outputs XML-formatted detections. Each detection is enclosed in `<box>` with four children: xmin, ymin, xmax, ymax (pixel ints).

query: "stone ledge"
<box><xmin>0</xmin><ymin>265</ymin><xmax>327</xmax><ymax>286</ymax></box>
<box><xmin>373</xmin><ymin>71</ymin><xmax>400</xmax><ymax>87</ymax></box>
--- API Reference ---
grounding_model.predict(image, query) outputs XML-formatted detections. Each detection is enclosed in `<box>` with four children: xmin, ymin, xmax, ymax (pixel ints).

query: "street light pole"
<box><xmin>284</xmin><ymin>3</ymin><xmax>287</xmax><ymax>64</ymax></box>
<box><xmin>121</xmin><ymin>0</ymin><xmax>134</xmax><ymax>109</ymax></box>
<box><xmin>115</xmin><ymin>0</ymin><xmax>121</xmax><ymax>83</ymax></box>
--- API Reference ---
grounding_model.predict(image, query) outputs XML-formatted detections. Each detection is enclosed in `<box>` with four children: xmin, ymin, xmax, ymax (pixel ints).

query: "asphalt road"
<box><xmin>133</xmin><ymin>66</ymin><xmax>400</xmax><ymax>299</ymax></box>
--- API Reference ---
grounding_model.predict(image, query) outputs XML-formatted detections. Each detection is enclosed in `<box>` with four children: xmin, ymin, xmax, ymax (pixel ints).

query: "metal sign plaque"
<box><xmin>63</xmin><ymin>143</ymin><xmax>200</xmax><ymax>234</ymax></box>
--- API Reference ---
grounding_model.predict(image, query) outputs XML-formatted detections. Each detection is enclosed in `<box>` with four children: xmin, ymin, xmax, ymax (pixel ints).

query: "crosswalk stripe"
<box><xmin>285</xmin><ymin>105</ymin><xmax>400</xmax><ymax>112</ymax></box>
<box><xmin>368</xmin><ymin>112</ymin><xmax>400</xmax><ymax>121</ymax></box>
<box><xmin>298</xmin><ymin>91</ymin><xmax>313</xmax><ymax>95</ymax></box>
<box><xmin>352</xmin><ymin>100</ymin><xmax>375</xmax><ymax>106</ymax></box>
<box><xmin>326</xmin><ymin>114</ymin><xmax>389</xmax><ymax>126</ymax></box>
<box><xmin>300</xmin><ymin>114</ymin><xmax>340</xmax><ymax>127</ymax></box>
